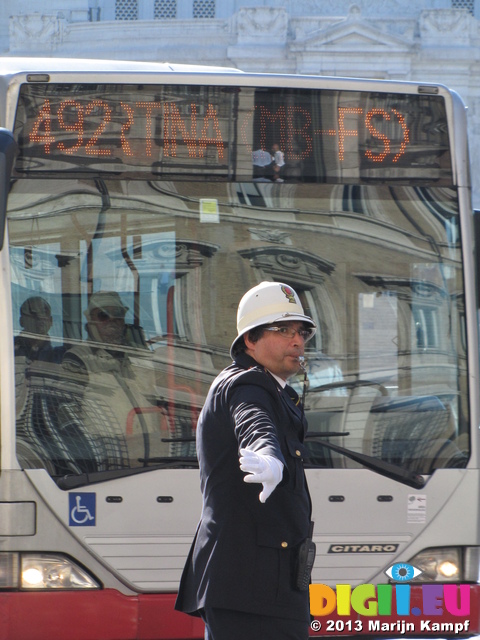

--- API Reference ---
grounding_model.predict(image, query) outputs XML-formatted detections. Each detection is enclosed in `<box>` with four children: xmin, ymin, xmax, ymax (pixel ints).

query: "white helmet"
<box><xmin>230</xmin><ymin>281</ymin><xmax>316</xmax><ymax>357</ymax></box>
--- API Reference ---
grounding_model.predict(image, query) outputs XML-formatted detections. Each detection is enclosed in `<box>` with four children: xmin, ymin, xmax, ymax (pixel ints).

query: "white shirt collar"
<box><xmin>268</xmin><ymin>370</ymin><xmax>287</xmax><ymax>388</ymax></box>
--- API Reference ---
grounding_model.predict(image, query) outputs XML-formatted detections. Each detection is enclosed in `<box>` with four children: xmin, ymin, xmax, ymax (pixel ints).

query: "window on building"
<box><xmin>154</xmin><ymin>0</ymin><xmax>177</xmax><ymax>19</ymax></box>
<box><xmin>115</xmin><ymin>0</ymin><xmax>138</xmax><ymax>20</ymax></box>
<box><xmin>451</xmin><ymin>0</ymin><xmax>474</xmax><ymax>14</ymax></box>
<box><xmin>412</xmin><ymin>305</ymin><xmax>439</xmax><ymax>350</ymax></box>
<box><xmin>193</xmin><ymin>0</ymin><xmax>215</xmax><ymax>19</ymax></box>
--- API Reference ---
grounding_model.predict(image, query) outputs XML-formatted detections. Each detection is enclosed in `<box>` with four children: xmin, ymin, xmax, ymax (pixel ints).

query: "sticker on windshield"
<box><xmin>407</xmin><ymin>494</ymin><xmax>426</xmax><ymax>524</ymax></box>
<box><xmin>200</xmin><ymin>199</ymin><xmax>219</xmax><ymax>223</ymax></box>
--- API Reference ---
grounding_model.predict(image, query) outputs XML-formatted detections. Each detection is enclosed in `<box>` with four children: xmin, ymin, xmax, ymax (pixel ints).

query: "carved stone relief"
<box><xmin>420</xmin><ymin>9</ymin><xmax>473</xmax><ymax>38</ymax></box>
<box><xmin>10</xmin><ymin>14</ymin><xmax>64</xmax><ymax>52</ymax></box>
<box><xmin>238</xmin><ymin>246</ymin><xmax>335</xmax><ymax>286</ymax></box>
<box><xmin>236</xmin><ymin>7</ymin><xmax>288</xmax><ymax>42</ymax></box>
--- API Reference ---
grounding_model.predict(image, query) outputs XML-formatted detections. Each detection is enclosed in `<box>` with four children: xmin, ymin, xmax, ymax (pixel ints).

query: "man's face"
<box><xmin>87</xmin><ymin>306</ymin><xmax>126</xmax><ymax>345</ymax></box>
<box><xmin>21</xmin><ymin>310</ymin><xmax>52</xmax><ymax>337</ymax></box>
<box><xmin>244</xmin><ymin>321</ymin><xmax>307</xmax><ymax>380</ymax></box>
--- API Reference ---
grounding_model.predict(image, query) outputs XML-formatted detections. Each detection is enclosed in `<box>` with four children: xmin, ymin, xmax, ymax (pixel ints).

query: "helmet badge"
<box><xmin>281</xmin><ymin>285</ymin><xmax>296</xmax><ymax>304</ymax></box>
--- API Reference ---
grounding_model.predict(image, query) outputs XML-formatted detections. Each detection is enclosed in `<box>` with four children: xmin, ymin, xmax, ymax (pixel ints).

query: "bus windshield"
<box><xmin>8</xmin><ymin>81</ymin><xmax>469</xmax><ymax>485</ymax></box>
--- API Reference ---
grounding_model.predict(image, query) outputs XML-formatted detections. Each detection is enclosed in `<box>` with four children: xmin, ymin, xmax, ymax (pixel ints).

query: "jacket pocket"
<box><xmin>254</xmin><ymin>526</ymin><xmax>299</xmax><ymax>604</ymax></box>
<box><xmin>257</xmin><ymin>524</ymin><xmax>306</xmax><ymax>550</ymax></box>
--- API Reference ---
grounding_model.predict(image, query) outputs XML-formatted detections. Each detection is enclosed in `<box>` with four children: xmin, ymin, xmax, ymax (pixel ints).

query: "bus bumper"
<box><xmin>0</xmin><ymin>590</ymin><xmax>204</xmax><ymax>640</ymax></box>
<box><xmin>4</xmin><ymin>584</ymin><xmax>479</xmax><ymax>639</ymax></box>
<box><xmin>310</xmin><ymin>583</ymin><xmax>480</xmax><ymax>637</ymax></box>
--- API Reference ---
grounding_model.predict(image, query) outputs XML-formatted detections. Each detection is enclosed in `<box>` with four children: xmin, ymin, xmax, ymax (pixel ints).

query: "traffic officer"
<box><xmin>175</xmin><ymin>281</ymin><xmax>316</xmax><ymax>640</ymax></box>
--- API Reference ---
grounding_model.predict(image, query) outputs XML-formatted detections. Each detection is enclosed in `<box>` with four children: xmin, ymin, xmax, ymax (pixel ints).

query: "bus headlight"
<box><xmin>0</xmin><ymin>552</ymin><xmax>100</xmax><ymax>590</ymax></box>
<box><xmin>21</xmin><ymin>554</ymin><xmax>100</xmax><ymax>589</ymax></box>
<box><xmin>408</xmin><ymin>547</ymin><xmax>462</xmax><ymax>582</ymax></box>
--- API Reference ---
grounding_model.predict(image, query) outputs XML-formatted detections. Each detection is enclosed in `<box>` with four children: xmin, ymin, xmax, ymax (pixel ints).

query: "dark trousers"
<box><xmin>201</xmin><ymin>607</ymin><xmax>310</xmax><ymax>640</ymax></box>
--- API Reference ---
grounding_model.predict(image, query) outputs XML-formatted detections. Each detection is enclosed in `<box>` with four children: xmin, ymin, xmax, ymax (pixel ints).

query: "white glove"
<box><xmin>239</xmin><ymin>448</ymin><xmax>284</xmax><ymax>503</ymax></box>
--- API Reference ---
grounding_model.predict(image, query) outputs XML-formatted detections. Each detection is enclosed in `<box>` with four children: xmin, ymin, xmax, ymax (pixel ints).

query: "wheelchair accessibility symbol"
<box><xmin>69</xmin><ymin>493</ymin><xmax>96</xmax><ymax>527</ymax></box>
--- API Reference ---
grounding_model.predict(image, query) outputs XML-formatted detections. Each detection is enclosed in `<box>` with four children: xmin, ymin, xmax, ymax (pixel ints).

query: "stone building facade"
<box><xmin>1</xmin><ymin>0</ymin><xmax>480</xmax><ymax>203</ymax></box>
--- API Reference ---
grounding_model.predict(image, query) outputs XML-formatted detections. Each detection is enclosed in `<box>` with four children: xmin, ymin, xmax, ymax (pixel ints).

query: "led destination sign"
<box><xmin>13</xmin><ymin>83</ymin><xmax>452</xmax><ymax>184</ymax></box>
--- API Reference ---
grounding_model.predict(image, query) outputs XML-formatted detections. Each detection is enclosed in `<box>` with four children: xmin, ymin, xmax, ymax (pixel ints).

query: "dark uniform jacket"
<box><xmin>175</xmin><ymin>351</ymin><xmax>312</xmax><ymax>622</ymax></box>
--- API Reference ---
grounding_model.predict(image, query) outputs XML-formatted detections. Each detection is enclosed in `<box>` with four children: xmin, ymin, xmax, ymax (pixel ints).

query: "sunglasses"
<box><xmin>90</xmin><ymin>309</ymin><xmax>125</xmax><ymax>322</ymax></box>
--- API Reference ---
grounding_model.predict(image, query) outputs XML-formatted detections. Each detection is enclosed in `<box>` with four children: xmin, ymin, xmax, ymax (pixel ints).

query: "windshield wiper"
<box><xmin>305</xmin><ymin>434</ymin><xmax>425</xmax><ymax>489</ymax></box>
<box><xmin>56</xmin><ymin>457</ymin><xmax>198</xmax><ymax>490</ymax></box>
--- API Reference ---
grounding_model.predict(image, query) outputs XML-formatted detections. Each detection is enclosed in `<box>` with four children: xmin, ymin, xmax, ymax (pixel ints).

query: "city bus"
<box><xmin>0</xmin><ymin>57</ymin><xmax>477</xmax><ymax>639</ymax></box>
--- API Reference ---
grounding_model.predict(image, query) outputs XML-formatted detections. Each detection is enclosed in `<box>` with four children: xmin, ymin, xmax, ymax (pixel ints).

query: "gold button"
<box><xmin>281</xmin><ymin>541</ymin><xmax>288</xmax><ymax>548</ymax></box>
<box><xmin>296</xmin><ymin>450</ymin><xmax>302</xmax><ymax>457</ymax></box>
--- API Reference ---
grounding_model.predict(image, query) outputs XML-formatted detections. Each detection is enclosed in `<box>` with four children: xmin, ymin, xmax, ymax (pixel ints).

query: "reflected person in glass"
<box><xmin>14</xmin><ymin>296</ymin><xmax>60</xmax><ymax>363</ymax></box>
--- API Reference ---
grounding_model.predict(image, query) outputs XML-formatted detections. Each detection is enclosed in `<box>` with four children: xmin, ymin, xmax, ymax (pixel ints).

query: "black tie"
<box><xmin>284</xmin><ymin>384</ymin><xmax>300</xmax><ymax>407</ymax></box>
